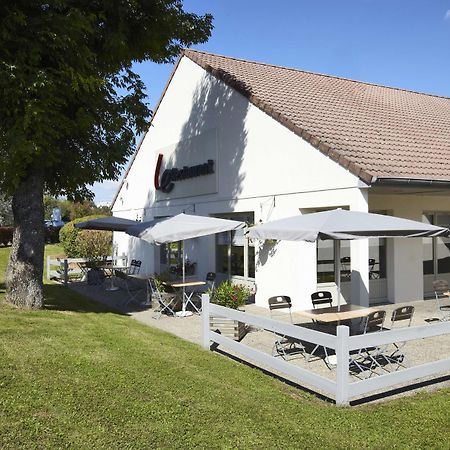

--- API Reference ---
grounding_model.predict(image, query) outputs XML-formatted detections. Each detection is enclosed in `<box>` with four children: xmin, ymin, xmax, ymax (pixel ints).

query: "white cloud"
<box><xmin>445</xmin><ymin>10</ymin><xmax>450</xmax><ymax>20</ymax></box>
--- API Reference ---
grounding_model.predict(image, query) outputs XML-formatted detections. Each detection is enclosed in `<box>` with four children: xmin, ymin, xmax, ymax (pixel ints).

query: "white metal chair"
<box><xmin>268</xmin><ymin>296</ymin><xmax>305</xmax><ymax>360</ymax></box>
<box><xmin>432</xmin><ymin>279</ymin><xmax>450</xmax><ymax>322</ymax></box>
<box><xmin>149</xmin><ymin>278</ymin><xmax>177</xmax><ymax>319</ymax></box>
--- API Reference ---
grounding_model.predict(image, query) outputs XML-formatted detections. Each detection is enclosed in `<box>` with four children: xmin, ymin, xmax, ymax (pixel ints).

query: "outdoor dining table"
<box><xmin>164</xmin><ymin>280</ymin><xmax>206</xmax><ymax>317</ymax></box>
<box><xmin>98</xmin><ymin>264</ymin><xmax>125</xmax><ymax>291</ymax></box>
<box><xmin>296</xmin><ymin>304</ymin><xmax>379</xmax><ymax>325</ymax></box>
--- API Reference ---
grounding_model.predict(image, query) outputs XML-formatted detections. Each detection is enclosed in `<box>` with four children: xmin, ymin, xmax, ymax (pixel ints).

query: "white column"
<box><xmin>350</xmin><ymin>190</ymin><xmax>369</xmax><ymax>306</ymax></box>
<box><xmin>386</xmin><ymin>208</ymin><xmax>424</xmax><ymax>303</ymax></box>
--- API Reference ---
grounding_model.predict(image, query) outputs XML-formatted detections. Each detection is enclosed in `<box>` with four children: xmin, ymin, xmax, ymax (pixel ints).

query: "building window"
<box><xmin>316</xmin><ymin>213</ymin><xmax>387</xmax><ymax>283</ymax></box>
<box><xmin>423</xmin><ymin>213</ymin><xmax>450</xmax><ymax>276</ymax></box>
<box><xmin>216</xmin><ymin>212</ymin><xmax>255</xmax><ymax>279</ymax></box>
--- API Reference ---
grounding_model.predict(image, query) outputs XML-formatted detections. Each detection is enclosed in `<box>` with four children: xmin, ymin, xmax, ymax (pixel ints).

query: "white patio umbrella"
<box><xmin>248</xmin><ymin>209</ymin><xmax>449</xmax><ymax>310</ymax></box>
<box><xmin>126</xmin><ymin>213</ymin><xmax>246</xmax><ymax>314</ymax></box>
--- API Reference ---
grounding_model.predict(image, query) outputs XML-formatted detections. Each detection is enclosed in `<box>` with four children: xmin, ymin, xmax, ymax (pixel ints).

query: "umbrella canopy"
<box><xmin>248</xmin><ymin>209</ymin><xmax>449</xmax><ymax>311</ymax></box>
<box><xmin>75</xmin><ymin>216</ymin><xmax>139</xmax><ymax>232</ymax></box>
<box><xmin>126</xmin><ymin>213</ymin><xmax>245</xmax><ymax>244</ymax></box>
<box><xmin>248</xmin><ymin>209</ymin><xmax>449</xmax><ymax>242</ymax></box>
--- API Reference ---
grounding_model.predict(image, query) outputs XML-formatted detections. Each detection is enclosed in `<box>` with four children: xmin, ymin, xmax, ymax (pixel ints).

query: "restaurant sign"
<box><xmin>154</xmin><ymin>153</ymin><xmax>215</xmax><ymax>193</ymax></box>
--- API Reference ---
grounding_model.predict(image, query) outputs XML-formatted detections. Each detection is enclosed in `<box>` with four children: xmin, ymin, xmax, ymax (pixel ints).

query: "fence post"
<box><xmin>46</xmin><ymin>256</ymin><xmax>51</xmax><ymax>281</ymax></box>
<box><xmin>336</xmin><ymin>325</ymin><xmax>350</xmax><ymax>406</ymax></box>
<box><xmin>201</xmin><ymin>294</ymin><xmax>210</xmax><ymax>350</ymax></box>
<box><xmin>63</xmin><ymin>259</ymin><xmax>69</xmax><ymax>288</ymax></box>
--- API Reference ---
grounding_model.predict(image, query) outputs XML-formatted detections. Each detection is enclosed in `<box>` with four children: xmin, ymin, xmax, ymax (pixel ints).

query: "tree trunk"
<box><xmin>5</xmin><ymin>172</ymin><xmax>45</xmax><ymax>308</ymax></box>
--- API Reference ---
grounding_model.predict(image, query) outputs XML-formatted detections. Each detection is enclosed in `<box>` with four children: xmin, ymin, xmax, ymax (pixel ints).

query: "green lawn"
<box><xmin>0</xmin><ymin>246</ymin><xmax>449</xmax><ymax>449</ymax></box>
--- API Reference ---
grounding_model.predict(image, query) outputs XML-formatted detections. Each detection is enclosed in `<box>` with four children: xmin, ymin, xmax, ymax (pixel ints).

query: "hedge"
<box><xmin>59</xmin><ymin>215</ymin><xmax>108</xmax><ymax>258</ymax></box>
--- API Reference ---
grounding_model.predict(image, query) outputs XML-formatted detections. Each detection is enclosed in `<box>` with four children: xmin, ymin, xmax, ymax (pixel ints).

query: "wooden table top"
<box><xmin>166</xmin><ymin>280</ymin><xmax>206</xmax><ymax>288</ymax></box>
<box><xmin>297</xmin><ymin>304</ymin><xmax>379</xmax><ymax>323</ymax></box>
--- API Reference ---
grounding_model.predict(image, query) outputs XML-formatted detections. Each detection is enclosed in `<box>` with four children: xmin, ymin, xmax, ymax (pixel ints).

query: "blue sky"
<box><xmin>92</xmin><ymin>0</ymin><xmax>450</xmax><ymax>204</ymax></box>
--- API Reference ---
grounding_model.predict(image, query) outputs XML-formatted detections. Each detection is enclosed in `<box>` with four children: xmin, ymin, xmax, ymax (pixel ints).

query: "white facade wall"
<box><xmin>111</xmin><ymin>56</ymin><xmax>398</xmax><ymax>310</ymax></box>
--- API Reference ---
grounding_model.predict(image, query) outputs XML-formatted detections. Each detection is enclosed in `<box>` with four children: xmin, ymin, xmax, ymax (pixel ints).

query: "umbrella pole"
<box><xmin>336</xmin><ymin>240</ymin><xmax>341</xmax><ymax>312</ymax></box>
<box><xmin>182</xmin><ymin>242</ymin><xmax>186</xmax><ymax>313</ymax></box>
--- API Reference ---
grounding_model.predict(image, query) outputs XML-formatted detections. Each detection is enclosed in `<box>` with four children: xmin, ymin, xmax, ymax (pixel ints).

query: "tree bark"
<box><xmin>5</xmin><ymin>172</ymin><xmax>45</xmax><ymax>308</ymax></box>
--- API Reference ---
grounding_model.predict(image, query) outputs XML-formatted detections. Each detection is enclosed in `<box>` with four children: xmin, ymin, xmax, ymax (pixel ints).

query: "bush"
<box><xmin>59</xmin><ymin>215</ymin><xmax>107</xmax><ymax>257</ymax></box>
<box><xmin>0</xmin><ymin>226</ymin><xmax>13</xmax><ymax>246</ymax></box>
<box><xmin>75</xmin><ymin>230</ymin><xmax>112</xmax><ymax>261</ymax></box>
<box><xmin>209</xmin><ymin>281</ymin><xmax>251</xmax><ymax>309</ymax></box>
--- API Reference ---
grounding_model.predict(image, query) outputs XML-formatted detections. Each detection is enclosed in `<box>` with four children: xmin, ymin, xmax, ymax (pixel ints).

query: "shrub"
<box><xmin>59</xmin><ymin>215</ymin><xmax>107</xmax><ymax>257</ymax></box>
<box><xmin>209</xmin><ymin>281</ymin><xmax>251</xmax><ymax>309</ymax></box>
<box><xmin>75</xmin><ymin>230</ymin><xmax>112</xmax><ymax>261</ymax></box>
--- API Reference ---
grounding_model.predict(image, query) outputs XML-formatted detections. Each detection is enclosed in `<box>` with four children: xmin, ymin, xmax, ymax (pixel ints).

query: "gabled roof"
<box><xmin>184</xmin><ymin>49</ymin><xmax>450</xmax><ymax>185</ymax></box>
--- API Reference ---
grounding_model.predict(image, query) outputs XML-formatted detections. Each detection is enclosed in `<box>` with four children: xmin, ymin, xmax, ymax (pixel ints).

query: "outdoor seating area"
<box><xmin>68</xmin><ymin>274</ymin><xmax>450</xmax><ymax>402</ymax></box>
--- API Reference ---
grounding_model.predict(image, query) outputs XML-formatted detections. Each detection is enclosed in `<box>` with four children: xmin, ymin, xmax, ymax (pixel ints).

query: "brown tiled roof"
<box><xmin>184</xmin><ymin>49</ymin><xmax>450</xmax><ymax>184</ymax></box>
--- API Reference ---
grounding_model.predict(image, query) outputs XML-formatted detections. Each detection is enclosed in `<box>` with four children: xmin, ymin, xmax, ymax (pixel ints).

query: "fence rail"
<box><xmin>201</xmin><ymin>294</ymin><xmax>450</xmax><ymax>405</ymax></box>
<box><xmin>46</xmin><ymin>257</ymin><xmax>87</xmax><ymax>285</ymax></box>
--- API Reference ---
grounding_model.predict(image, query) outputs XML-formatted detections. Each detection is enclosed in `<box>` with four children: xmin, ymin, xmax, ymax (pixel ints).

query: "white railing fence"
<box><xmin>46</xmin><ymin>257</ymin><xmax>87</xmax><ymax>286</ymax></box>
<box><xmin>201</xmin><ymin>294</ymin><xmax>450</xmax><ymax>406</ymax></box>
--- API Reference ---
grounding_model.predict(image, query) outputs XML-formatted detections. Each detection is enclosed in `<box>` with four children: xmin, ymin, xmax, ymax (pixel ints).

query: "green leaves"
<box><xmin>0</xmin><ymin>0</ymin><xmax>213</xmax><ymax>198</ymax></box>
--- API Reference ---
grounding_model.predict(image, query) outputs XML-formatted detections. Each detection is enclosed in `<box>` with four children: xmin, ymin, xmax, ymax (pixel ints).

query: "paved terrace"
<box><xmin>69</xmin><ymin>280</ymin><xmax>450</xmax><ymax>404</ymax></box>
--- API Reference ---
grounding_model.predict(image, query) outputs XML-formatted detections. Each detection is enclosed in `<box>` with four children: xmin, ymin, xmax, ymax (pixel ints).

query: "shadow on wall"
<box><xmin>256</xmin><ymin>240</ymin><xmax>279</xmax><ymax>269</ymax></box>
<box><xmin>145</xmin><ymin>69</ymin><xmax>250</xmax><ymax>215</ymax></box>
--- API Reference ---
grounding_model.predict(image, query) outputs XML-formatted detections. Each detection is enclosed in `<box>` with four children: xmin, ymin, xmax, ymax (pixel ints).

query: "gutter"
<box><xmin>371</xmin><ymin>176</ymin><xmax>450</xmax><ymax>188</ymax></box>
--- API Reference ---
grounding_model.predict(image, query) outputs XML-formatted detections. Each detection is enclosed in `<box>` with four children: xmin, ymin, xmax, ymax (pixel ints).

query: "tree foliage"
<box><xmin>0</xmin><ymin>1</ymin><xmax>213</xmax><ymax>199</ymax></box>
<box><xmin>0</xmin><ymin>1</ymin><xmax>212</xmax><ymax>307</ymax></box>
<box><xmin>44</xmin><ymin>195</ymin><xmax>111</xmax><ymax>222</ymax></box>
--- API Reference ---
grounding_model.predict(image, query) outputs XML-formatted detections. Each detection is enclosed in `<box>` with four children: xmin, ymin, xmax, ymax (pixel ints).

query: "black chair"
<box><xmin>351</xmin><ymin>310</ymin><xmax>390</xmax><ymax>377</ymax></box>
<box><xmin>268</xmin><ymin>296</ymin><xmax>305</xmax><ymax>360</ymax></box>
<box><xmin>192</xmin><ymin>272</ymin><xmax>217</xmax><ymax>313</ymax></box>
<box><xmin>385</xmin><ymin>305</ymin><xmax>415</xmax><ymax>370</ymax></box>
<box><xmin>311</xmin><ymin>291</ymin><xmax>333</xmax><ymax>310</ymax></box>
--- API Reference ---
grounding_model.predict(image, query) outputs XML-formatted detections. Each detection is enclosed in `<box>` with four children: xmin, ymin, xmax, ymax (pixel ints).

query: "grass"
<box><xmin>0</xmin><ymin>246</ymin><xmax>449</xmax><ymax>448</ymax></box>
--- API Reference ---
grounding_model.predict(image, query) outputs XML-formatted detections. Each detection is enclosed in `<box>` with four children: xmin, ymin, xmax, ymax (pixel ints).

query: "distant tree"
<box><xmin>1</xmin><ymin>1</ymin><xmax>212</xmax><ymax>308</ymax></box>
<box><xmin>0</xmin><ymin>193</ymin><xmax>13</xmax><ymax>227</ymax></box>
<box><xmin>44</xmin><ymin>196</ymin><xmax>111</xmax><ymax>222</ymax></box>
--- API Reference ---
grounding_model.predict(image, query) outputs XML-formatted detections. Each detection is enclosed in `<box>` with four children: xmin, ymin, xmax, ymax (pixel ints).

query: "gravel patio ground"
<box><xmin>69</xmin><ymin>279</ymin><xmax>450</xmax><ymax>404</ymax></box>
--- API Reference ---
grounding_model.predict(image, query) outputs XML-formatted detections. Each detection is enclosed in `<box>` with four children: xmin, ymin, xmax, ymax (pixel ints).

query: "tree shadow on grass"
<box><xmin>44</xmin><ymin>284</ymin><xmax>126</xmax><ymax>315</ymax></box>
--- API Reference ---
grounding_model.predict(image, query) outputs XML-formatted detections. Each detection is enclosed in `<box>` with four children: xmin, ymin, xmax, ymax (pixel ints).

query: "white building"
<box><xmin>112</xmin><ymin>50</ymin><xmax>450</xmax><ymax>311</ymax></box>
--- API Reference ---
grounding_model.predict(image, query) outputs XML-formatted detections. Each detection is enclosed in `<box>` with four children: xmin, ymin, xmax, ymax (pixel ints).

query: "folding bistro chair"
<box><xmin>191</xmin><ymin>272</ymin><xmax>217</xmax><ymax>313</ymax></box>
<box><xmin>308</xmin><ymin>291</ymin><xmax>334</xmax><ymax>364</ymax></box>
<box><xmin>349</xmin><ymin>310</ymin><xmax>390</xmax><ymax>378</ymax></box>
<box><xmin>432</xmin><ymin>279</ymin><xmax>450</xmax><ymax>322</ymax></box>
<box><xmin>114</xmin><ymin>260</ymin><xmax>144</xmax><ymax>307</ymax></box>
<box><xmin>384</xmin><ymin>305</ymin><xmax>415</xmax><ymax>370</ymax></box>
<box><xmin>149</xmin><ymin>277</ymin><xmax>177</xmax><ymax>319</ymax></box>
<box><xmin>268</xmin><ymin>296</ymin><xmax>305</xmax><ymax>360</ymax></box>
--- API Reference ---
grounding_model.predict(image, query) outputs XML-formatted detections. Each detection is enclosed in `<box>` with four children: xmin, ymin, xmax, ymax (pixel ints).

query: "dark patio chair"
<box><xmin>432</xmin><ymin>279</ymin><xmax>450</xmax><ymax>322</ymax></box>
<box><xmin>349</xmin><ymin>310</ymin><xmax>390</xmax><ymax>378</ymax></box>
<box><xmin>149</xmin><ymin>277</ymin><xmax>177</xmax><ymax>319</ymax></box>
<box><xmin>268</xmin><ymin>295</ymin><xmax>305</xmax><ymax>360</ymax></box>
<box><xmin>385</xmin><ymin>305</ymin><xmax>415</xmax><ymax>370</ymax></box>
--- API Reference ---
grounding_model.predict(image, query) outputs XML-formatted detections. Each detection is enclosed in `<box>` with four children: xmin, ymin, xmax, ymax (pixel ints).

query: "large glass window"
<box><xmin>216</xmin><ymin>212</ymin><xmax>255</xmax><ymax>279</ymax></box>
<box><xmin>316</xmin><ymin>214</ymin><xmax>387</xmax><ymax>283</ymax></box>
<box><xmin>424</xmin><ymin>213</ymin><xmax>450</xmax><ymax>276</ymax></box>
